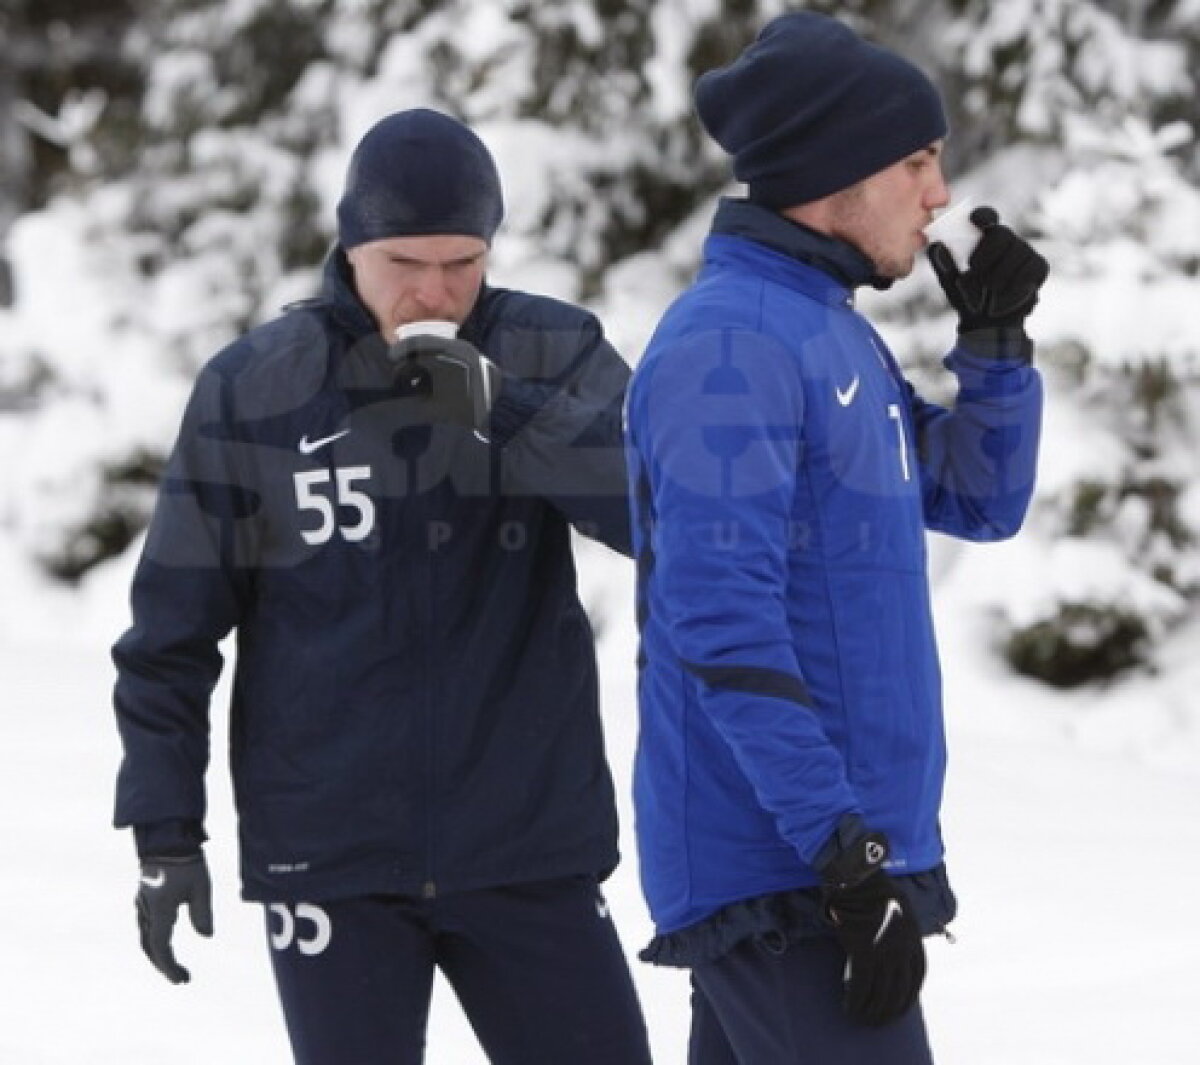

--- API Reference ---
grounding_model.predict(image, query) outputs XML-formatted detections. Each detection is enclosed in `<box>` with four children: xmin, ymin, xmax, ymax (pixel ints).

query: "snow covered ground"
<box><xmin>2</xmin><ymin>535</ymin><xmax>1197</xmax><ymax>1064</ymax></box>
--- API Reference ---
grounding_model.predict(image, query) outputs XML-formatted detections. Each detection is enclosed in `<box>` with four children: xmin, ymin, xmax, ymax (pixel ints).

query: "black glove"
<box><xmin>388</xmin><ymin>334</ymin><xmax>504</xmax><ymax>441</ymax></box>
<box><xmin>820</xmin><ymin>832</ymin><xmax>926</xmax><ymax>1027</ymax></box>
<box><xmin>928</xmin><ymin>206</ymin><xmax>1049</xmax><ymax>333</ymax></box>
<box><xmin>136</xmin><ymin>854</ymin><xmax>213</xmax><ymax>984</ymax></box>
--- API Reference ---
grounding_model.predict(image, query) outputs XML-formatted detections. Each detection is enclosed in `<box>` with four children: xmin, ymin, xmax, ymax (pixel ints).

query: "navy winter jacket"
<box><xmin>113</xmin><ymin>250</ymin><xmax>632</xmax><ymax>903</ymax></box>
<box><xmin>626</xmin><ymin>200</ymin><xmax>1043</xmax><ymax>936</ymax></box>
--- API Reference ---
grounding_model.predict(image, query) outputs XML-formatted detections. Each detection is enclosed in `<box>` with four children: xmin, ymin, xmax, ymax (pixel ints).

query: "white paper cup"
<box><xmin>925</xmin><ymin>197</ymin><xmax>980</xmax><ymax>268</ymax></box>
<box><xmin>395</xmin><ymin>319</ymin><xmax>459</xmax><ymax>342</ymax></box>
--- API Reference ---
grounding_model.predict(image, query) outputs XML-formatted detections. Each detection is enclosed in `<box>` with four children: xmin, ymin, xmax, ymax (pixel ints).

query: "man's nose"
<box><xmin>927</xmin><ymin>167</ymin><xmax>951</xmax><ymax>211</ymax></box>
<box><xmin>414</xmin><ymin>267</ymin><xmax>451</xmax><ymax>311</ymax></box>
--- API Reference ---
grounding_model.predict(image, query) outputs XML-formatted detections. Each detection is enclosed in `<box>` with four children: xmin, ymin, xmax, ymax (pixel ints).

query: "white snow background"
<box><xmin>3</xmin><ymin>19</ymin><xmax>1200</xmax><ymax>1056</ymax></box>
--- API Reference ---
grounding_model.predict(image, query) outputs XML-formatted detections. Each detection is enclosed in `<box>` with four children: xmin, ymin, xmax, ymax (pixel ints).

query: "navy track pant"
<box><xmin>266</xmin><ymin>876</ymin><xmax>653</xmax><ymax>1065</ymax></box>
<box><xmin>688</xmin><ymin>933</ymin><xmax>934</xmax><ymax>1065</ymax></box>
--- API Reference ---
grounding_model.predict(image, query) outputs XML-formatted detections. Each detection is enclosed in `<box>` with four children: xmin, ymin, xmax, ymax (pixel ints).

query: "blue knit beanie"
<box><xmin>336</xmin><ymin>109</ymin><xmax>505</xmax><ymax>248</ymax></box>
<box><xmin>695</xmin><ymin>13</ymin><xmax>948</xmax><ymax>207</ymax></box>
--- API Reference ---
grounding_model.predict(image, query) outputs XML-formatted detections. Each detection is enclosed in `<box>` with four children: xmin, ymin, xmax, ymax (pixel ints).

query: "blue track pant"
<box><xmin>266</xmin><ymin>876</ymin><xmax>652</xmax><ymax>1065</ymax></box>
<box><xmin>688</xmin><ymin>933</ymin><xmax>934</xmax><ymax>1065</ymax></box>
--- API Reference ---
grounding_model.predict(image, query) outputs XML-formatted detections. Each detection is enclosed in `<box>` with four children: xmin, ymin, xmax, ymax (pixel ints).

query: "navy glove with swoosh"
<box><xmin>820</xmin><ymin>832</ymin><xmax>926</xmax><ymax>1027</ymax></box>
<box><xmin>388</xmin><ymin>334</ymin><xmax>504</xmax><ymax>441</ymax></box>
<box><xmin>136</xmin><ymin>854</ymin><xmax>213</xmax><ymax>984</ymax></box>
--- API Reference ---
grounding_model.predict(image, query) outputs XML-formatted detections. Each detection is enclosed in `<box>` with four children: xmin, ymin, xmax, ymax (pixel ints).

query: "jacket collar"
<box><xmin>709</xmin><ymin>198</ymin><xmax>891</xmax><ymax>295</ymax></box>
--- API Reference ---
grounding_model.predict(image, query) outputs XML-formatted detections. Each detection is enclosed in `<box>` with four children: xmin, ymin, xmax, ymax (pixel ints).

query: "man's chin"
<box><xmin>878</xmin><ymin>255</ymin><xmax>916</xmax><ymax>281</ymax></box>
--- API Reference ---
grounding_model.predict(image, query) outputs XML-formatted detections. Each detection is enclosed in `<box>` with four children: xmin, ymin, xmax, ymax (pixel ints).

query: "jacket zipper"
<box><xmin>417</xmin><ymin>475</ymin><xmax>439</xmax><ymax>901</ymax></box>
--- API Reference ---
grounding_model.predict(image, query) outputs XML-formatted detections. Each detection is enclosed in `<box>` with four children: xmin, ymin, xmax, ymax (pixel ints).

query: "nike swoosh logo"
<box><xmin>140</xmin><ymin>870</ymin><xmax>166</xmax><ymax>889</ymax></box>
<box><xmin>836</xmin><ymin>375</ymin><xmax>861</xmax><ymax>407</ymax></box>
<box><xmin>873</xmin><ymin>899</ymin><xmax>904</xmax><ymax>946</ymax></box>
<box><xmin>298</xmin><ymin>429</ymin><xmax>350</xmax><ymax>455</ymax></box>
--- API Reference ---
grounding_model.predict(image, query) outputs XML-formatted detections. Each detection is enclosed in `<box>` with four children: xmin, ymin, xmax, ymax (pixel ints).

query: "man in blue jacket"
<box><xmin>113</xmin><ymin>109</ymin><xmax>652</xmax><ymax>1065</ymax></box>
<box><xmin>626</xmin><ymin>13</ymin><xmax>1048</xmax><ymax>1064</ymax></box>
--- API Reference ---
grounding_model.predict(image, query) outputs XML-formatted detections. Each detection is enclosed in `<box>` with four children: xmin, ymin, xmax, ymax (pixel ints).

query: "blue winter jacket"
<box><xmin>626</xmin><ymin>200</ymin><xmax>1042</xmax><ymax>936</ymax></box>
<box><xmin>113</xmin><ymin>250</ymin><xmax>631</xmax><ymax>902</ymax></box>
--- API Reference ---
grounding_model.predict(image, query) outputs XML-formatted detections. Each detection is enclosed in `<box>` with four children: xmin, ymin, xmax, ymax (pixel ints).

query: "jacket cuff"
<box><xmin>956</xmin><ymin>326</ymin><xmax>1034</xmax><ymax>363</ymax></box>
<box><xmin>812</xmin><ymin>812</ymin><xmax>870</xmax><ymax>876</ymax></box>
<box><xmin>133</xmin><ymin>819</ymin><xmax>207</xmax><ymax>859</ymax></box>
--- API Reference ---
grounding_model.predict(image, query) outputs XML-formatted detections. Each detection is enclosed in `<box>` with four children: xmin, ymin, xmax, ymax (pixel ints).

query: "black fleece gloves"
<box><xmin>136</xmin><ymin>854</ymin><xmax>213</xmax><ymax>984</ymax></box>
<box><xmin>820</xmin><ymin>832</ymin><xmax>926</xmax><ymax>1028</ymax></box>
<box><xmin>928</xmin><ymin>206</ymin><xmax>1049</xmax><ymax>351</ymax></box>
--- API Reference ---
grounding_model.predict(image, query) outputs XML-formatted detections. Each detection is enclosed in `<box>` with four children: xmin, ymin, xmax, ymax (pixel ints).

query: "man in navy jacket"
<box><xmin>113</xmin><ymin>109</ymin><xmax>651</xmax><ymax>1064</ymax></box>
<box><xmin>626</xmin><ymin>13</ymin><xmax>1048</xmax><ymax>1064</ymax></box>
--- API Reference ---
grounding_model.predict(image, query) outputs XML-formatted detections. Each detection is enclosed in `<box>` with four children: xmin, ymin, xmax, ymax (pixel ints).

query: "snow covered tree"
<box><xmin>939</xmin><ymin>0</ymin><xmax>1200</xmax><ymax>686</ymax></box>
<box><xmin>1</xmin><ymin>0</ymin><xmax>1198</xmax><ymax>692</ymax></box>
<box><xmin>0</xmin><ymin>0</ymin><xmax>142</xmax><ymax>305</ymax></box>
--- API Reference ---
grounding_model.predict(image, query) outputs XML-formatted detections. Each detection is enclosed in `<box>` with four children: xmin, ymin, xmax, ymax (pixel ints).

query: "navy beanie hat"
<box><xmin>695</xmin><ymin>13</ymin><xmax>948</xmax><ymax>207</ymax></box>
<box><xmin>336</xmin><ymin>109</ymin><xmax>505</xmax><ymax>248</ymax></box>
